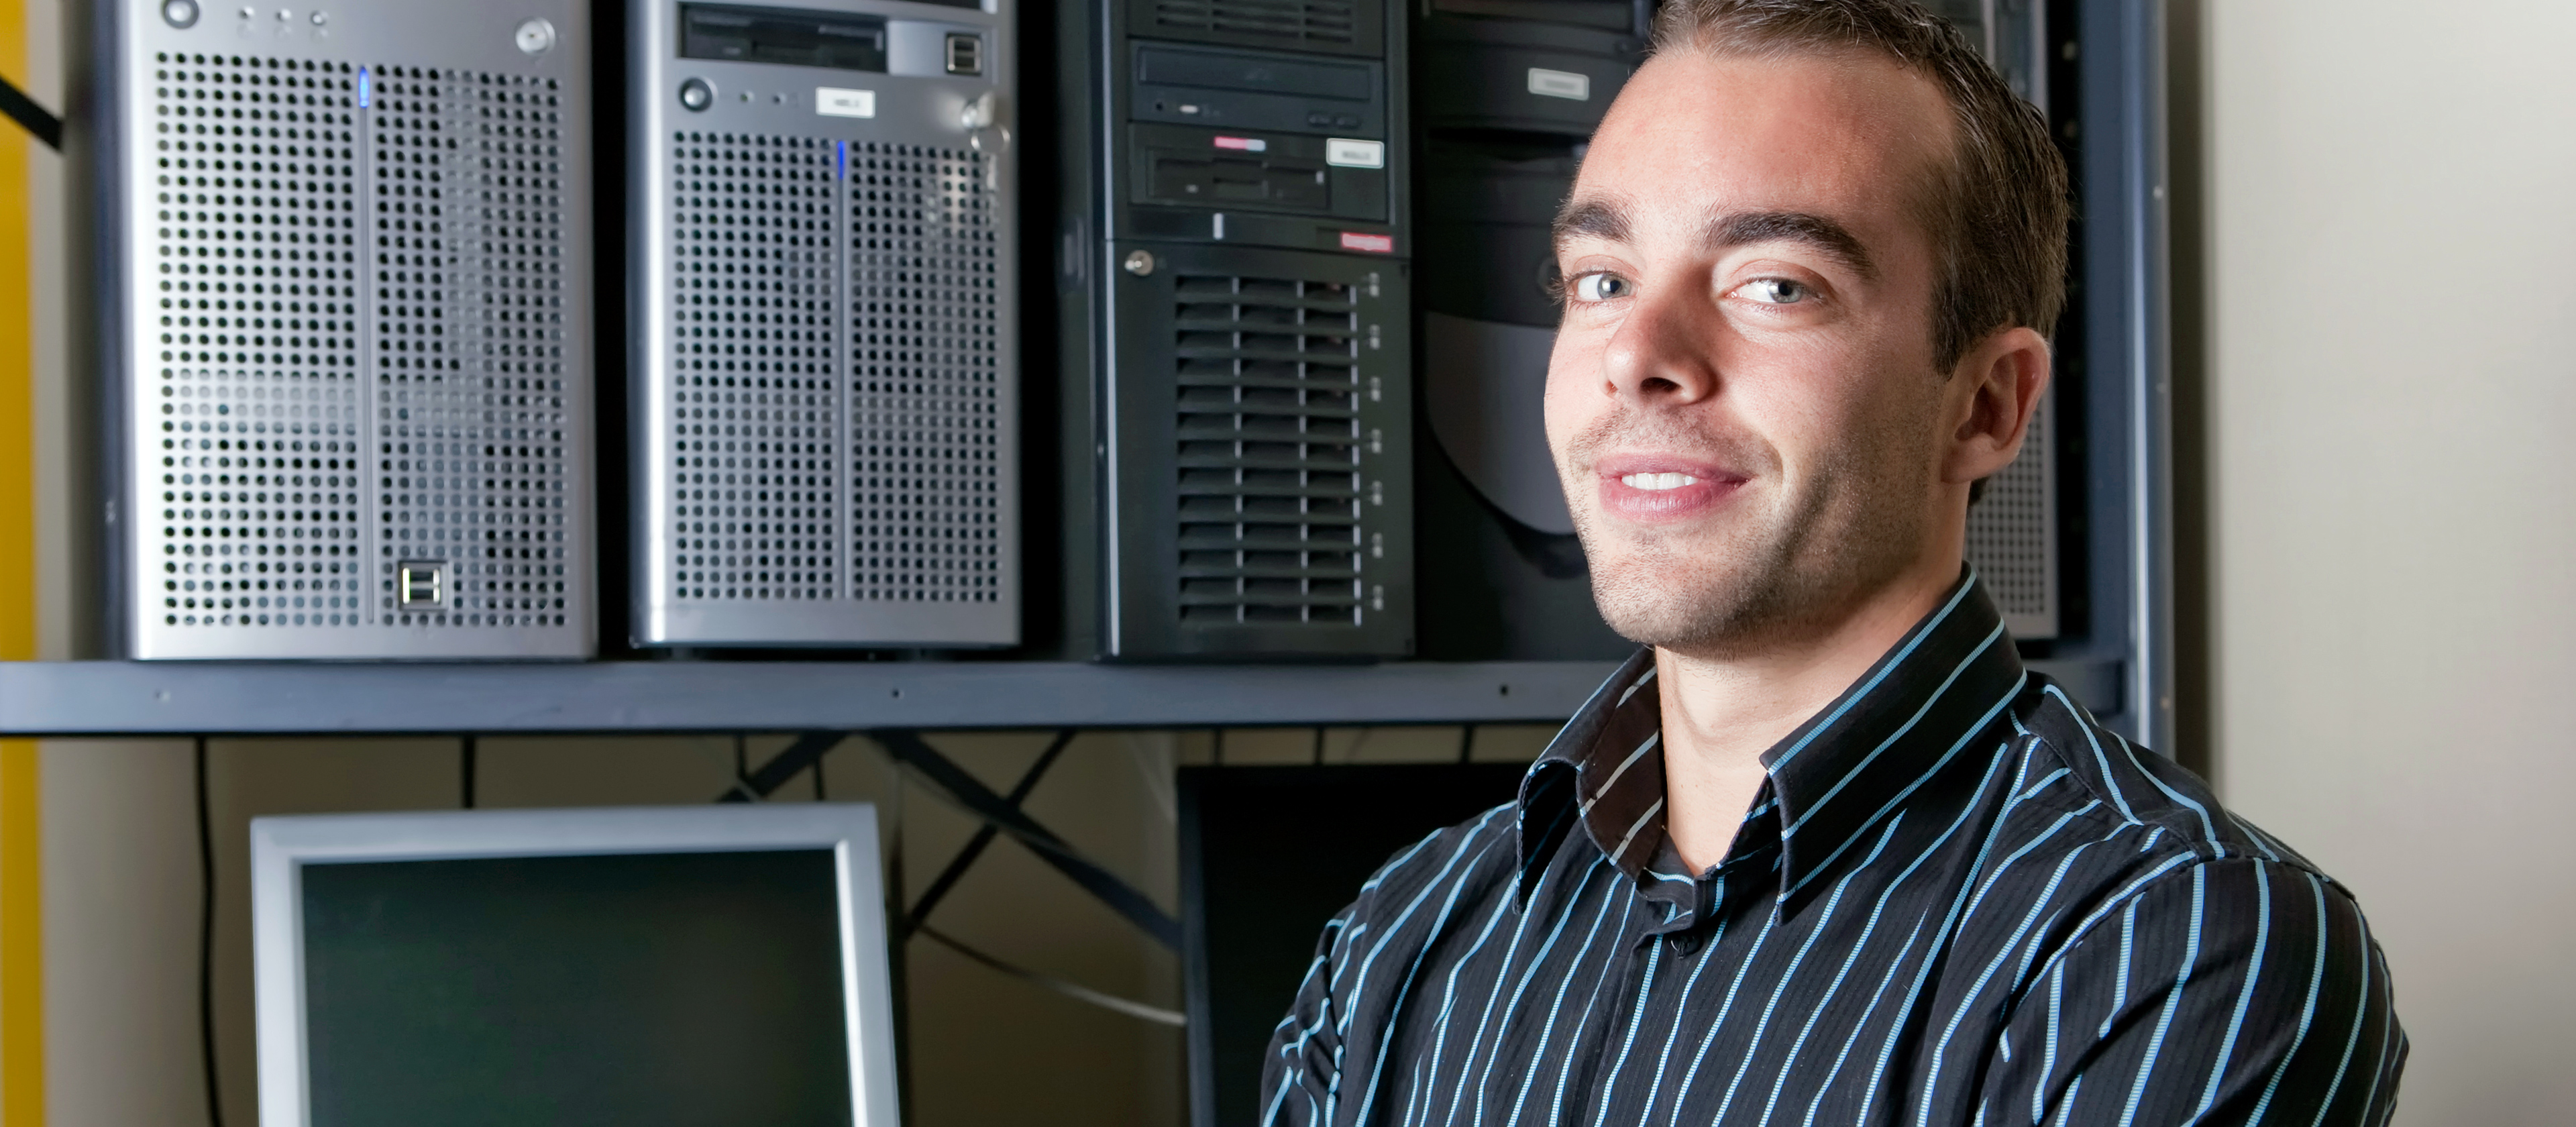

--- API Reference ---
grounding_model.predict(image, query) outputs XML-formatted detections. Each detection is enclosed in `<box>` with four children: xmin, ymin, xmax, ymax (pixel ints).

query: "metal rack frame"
<box><xmin>0</xmin><ymin>657</ymin><xmax>2123</xmax><ymax>737</ymax></box>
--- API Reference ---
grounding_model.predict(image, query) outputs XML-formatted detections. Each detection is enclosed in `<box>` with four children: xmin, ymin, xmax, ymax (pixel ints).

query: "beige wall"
<box><xmin>2194</xmin><ymin>3</ymin><xmax>2576</xmax><ymax>1124</ymax></box>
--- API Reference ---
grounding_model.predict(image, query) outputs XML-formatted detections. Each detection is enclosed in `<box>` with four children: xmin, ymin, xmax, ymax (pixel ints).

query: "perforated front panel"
<box><xmin>150</xmin><ymin>54</ymin><xmax>370</xmax><ymax>632</ymax></box>
<box><xmin>1964</xmin><ymin>390</ymin><xmax>2058</xmax><ymax>639</ymax></box>
<box><xmin>1172</xmin><ymin>274</ymin><xmax>1364</xmax><ymax>626</ymax></box>
<box><xmin>668</xmin><ymin>133</ymin><xmax>842</xmax><ymax>603</ymax></box>
<box><xmin>370</xmin><ymin>68</ymin><xmax>576</xmax><ymax>631</ymax></box>
<box><xmin>848</xmin><ymin>142</ymin><xmax>1004</xmax><ymax>606</ymax></box>
<box><xmin>646</xmin><ymin>129</ymin><xmax>1013</xmax><ymax>643</ymax></box>
<box><xmin>122</xmin><ymin>33</ymin><xmax>592</xmax><ymax>659</ymax></box>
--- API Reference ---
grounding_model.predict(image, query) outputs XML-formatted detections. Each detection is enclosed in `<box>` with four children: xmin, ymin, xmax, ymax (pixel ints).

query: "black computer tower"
<box><xmin>1054</xmin><ymin>0</ymin><xmax>1415</xmax><ymax>660</ymax></box>
<box><xmin>1411</xmin><ymin>0</ymin><xmax>1645</xmax><ymax>661</ymax></box>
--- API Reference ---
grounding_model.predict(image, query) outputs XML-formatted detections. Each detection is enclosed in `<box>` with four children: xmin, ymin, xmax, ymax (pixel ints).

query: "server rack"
<box><xmin>1055</xmin><ymin>0</ymin><xmax>1415</xmax><ymax>659</ymax></box>
<box><xmin>96</xmin><ymin>0</ymin><xmax>598</xmax><ymax>659</ymax></box>
<box><xmin>1930</xmin><ymin>0</ymin><xmax>2063</xmax><ymax>642</ymax></box>
<box><xmin>629</xmin><ymin>0</ymin><xmax>1020</xmax><ymax>648</ymax></box>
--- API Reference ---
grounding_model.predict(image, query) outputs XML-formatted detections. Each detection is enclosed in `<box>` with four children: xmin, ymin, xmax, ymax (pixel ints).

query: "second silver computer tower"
<box><xmin>631</xmin><ymin>0</ymin><xmax>1018</xmax><ymax>647</ymax></box>
<box><xmin>99</xmin><ymin>0</ymin><xmax>597</xmax><ymax>659</ymax></box>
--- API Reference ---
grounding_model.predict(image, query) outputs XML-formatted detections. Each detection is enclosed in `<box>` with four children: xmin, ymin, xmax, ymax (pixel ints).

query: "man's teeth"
<box><xmin>1621</xmin><ymin>472</ymin><xmax>1698</xmax><ymax>491</ymax></box>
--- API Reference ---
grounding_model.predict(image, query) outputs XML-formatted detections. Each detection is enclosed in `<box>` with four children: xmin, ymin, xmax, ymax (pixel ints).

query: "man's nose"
<box><xmin>1597</xmin><ymin>278</ymin><xmax>1721</xmax><ymax>406</ymax></box>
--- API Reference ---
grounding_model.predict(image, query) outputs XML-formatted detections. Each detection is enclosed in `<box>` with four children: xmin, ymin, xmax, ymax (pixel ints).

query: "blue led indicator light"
<box><xmin>835</xmin><ymin>140</ymin><xmax>847</xmax><ymax>180</ymax></box>
<box><xmin>356</xmin><ymin>66</ymin><xmax>372</xmax><ymax>109</ymax></box>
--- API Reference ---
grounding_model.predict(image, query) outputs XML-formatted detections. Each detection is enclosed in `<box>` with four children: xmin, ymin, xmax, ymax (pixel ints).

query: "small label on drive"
<box><xmin>816</xmin><ymin>87</ymin><xmax>877</xmax><ymax>118</ymax></box>
<box><xmin>1326</xmin><ymin>138</ymin><xmax>1385</xmax><ymax>168</ymax></box>
<box><xmin>1527</xmin><ymin>68</ymin><xmax>1591</xmax><ymax>101</ymax></box>
<box><xmin>1339</xmin><ymin>231</ymin><xmax>1394</xmax><ymax>254</ymax></box>
<box><xmin>1214</xmin><ymin>135</ymin><xmax>1267</xmax><ymax>152</ymax></box>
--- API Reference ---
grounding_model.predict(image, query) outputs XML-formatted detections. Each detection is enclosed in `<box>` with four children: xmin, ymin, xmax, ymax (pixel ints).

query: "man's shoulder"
<box><xmin>2010</xmin><ymin>673</ymin><xmax>2331</xmax><ymax>880</ymax></box>
<box><xmin>1344</xmin><ymin>799</ymin><xmax>1523</xmax><ymax>918</ymax></box>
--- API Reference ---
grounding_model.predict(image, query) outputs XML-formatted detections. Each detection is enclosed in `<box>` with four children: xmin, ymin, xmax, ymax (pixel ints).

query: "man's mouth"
<box><xmin>1595</xmin><ymin>455</ymin><xmax>1749</xmax><ymax>521</ymax></box>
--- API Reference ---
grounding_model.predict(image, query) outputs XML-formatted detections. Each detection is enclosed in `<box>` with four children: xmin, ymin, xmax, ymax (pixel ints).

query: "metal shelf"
<box><xmin>0</xmin><ymin>657</ymin><xmax>2121</xmax><ymax>738</ymax></box>
<box><xmin>0</xmin><ymin>659</ymin><xmax>1619</xmax><ymax>737</ymax></box>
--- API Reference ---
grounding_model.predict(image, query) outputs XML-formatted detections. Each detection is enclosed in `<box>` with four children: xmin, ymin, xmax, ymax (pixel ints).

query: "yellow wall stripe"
<box><xmin>0</xmin><ymin>747</ymin><xmax>34</xmax><ymax>1127</ymax></box>
<box><xmin>0</xmin><ymin>0</ymin><xmax>48</xmax><ymax>1118</ymax></box>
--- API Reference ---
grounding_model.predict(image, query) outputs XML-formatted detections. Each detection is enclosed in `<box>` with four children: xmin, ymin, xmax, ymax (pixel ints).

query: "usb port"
<box><xmin>396</xmin><ymin>560</ymin><xmax>448</xmax><ymax>610</ymax></box>
<box><xmin>944</xmin><ymin>32</ymin><xmax>983</xmax><ymax>76</ymax></box>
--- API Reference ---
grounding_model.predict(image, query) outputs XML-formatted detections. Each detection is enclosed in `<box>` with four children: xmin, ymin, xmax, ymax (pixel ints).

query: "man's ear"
<box><xmin>1944</xmin><ymin>326</ymin><xmax>2052</xmax><ymax>486</ymax></box>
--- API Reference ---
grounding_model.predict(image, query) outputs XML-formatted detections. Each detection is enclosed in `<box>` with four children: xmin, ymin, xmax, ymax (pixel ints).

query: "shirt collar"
<box><xmin>1517</xmin><ymin>569</ymin><xmax>2026</xmax><ymax>916</ymax></box>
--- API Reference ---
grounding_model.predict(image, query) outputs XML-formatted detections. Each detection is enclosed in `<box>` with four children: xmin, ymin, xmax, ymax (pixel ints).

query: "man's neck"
<box><xmin>1656</xmin><ymin>563</ymin><xmax>1962</xmax><ymax>873</ymax></box>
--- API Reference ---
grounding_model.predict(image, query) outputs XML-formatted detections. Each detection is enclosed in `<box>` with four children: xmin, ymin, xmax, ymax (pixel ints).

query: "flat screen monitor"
<box><xmin>251</xmin><ymin>804</ymin><xmax>898</xmax><ymax>1127</ymax></box>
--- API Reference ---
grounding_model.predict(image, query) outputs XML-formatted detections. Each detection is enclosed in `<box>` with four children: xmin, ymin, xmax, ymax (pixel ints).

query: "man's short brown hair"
<box><xmin>1650</xmin><ymin>0</ymin><xmax>2070</xmax><ymax>372</ymax></box>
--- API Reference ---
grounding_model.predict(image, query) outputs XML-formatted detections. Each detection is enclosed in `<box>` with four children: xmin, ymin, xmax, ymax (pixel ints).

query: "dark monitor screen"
<box><xmin>299</xmin><ymin>849</ymin><xmax>854</xmax><ymax>1127</ymax></box>
<box><xmin>1179</xmin><ymin>763</ymin><xmax>1529</xmax><ymax>1127</ymax></box>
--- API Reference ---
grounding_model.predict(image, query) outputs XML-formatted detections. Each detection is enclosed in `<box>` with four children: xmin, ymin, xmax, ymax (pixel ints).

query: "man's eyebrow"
<box><xmin>1705</xmin><ymin>211</ymin><xmax>1878</xmax><ymax>281</ymax></box>
<box><xmin>1552</xmin><ymin>198</ymin><xmax>1631</xmax><ymax>248</ymax></box>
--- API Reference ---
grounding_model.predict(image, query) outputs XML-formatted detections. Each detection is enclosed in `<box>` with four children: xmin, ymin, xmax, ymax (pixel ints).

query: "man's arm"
<box><xmin>1258</xmin><ymin>908</ymin><xmax>1357</xmax><ymax>1127</ymax></box>
<box><xmin>1981</xmin><ymin>858</ymin><xmax>2406</xmax><ymax>1126</ymax></box>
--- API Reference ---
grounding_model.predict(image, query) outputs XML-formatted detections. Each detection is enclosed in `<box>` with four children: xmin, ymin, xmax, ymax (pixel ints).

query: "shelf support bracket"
<box><xmin>871</xmin><ymin>729</ymin><xmax>1183</xmax><ymax>951</ymax></box>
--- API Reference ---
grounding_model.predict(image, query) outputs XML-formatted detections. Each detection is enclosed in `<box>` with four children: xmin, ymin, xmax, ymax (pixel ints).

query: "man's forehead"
<box><xmin>1566</xmin><ymin>48</ymin><xmax>1952</xmax><ymax>249</ymax></box>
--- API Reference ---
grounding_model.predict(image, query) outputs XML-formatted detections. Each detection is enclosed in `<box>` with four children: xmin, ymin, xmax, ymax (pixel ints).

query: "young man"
<box><xmin>1260</xmin><ymin>2</ymin><xmax>2405</xmax><ymax>1124</ymax></box>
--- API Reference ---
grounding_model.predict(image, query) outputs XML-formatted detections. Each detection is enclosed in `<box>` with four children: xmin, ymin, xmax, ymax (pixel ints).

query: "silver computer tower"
<box><xmin>631</xmin><ymin>0</ymin><xmax>1019</xmax><ymax>647</ymax></box>
<box><xmin>98</xmin><ymin>0</ymin><xmax>597</xmax><ymax>659</ymax></box>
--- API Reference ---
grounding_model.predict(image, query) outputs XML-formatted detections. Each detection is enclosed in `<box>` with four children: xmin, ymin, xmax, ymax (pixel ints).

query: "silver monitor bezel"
<box><xmin>250</xmin><ymin>803</ymin><xmax>900</xmax><ymax>1127</ymax></box>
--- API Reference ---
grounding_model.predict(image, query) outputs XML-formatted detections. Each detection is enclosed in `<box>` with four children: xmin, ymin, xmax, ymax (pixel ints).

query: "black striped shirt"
<box><xmin>1263</xmin><ymin>574</ymin><xmax>2405</xmax><ymax>1126</ymax></box>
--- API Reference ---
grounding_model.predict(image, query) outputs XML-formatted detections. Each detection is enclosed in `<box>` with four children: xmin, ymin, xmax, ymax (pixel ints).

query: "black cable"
<box><xmin>1313</xmin><ymin>727</ymin><xmax>1326</xmax><ymax>766</ymax></box>
<box><xmin>1458</xmin><ymin>724</ymin><xmax>1478</xmax><ymax>764</ymax></box>
<box><xmin>195</xmin><ymin>737</ymin><xmax>223</xmax><ymax>1127</ymax></box>
<box><xmin>460</xmin><ymin>737</ymin><xmax>476</xmax><ymax>809</ymax></box>
<box><xmin>734</xmin><ymin>733</ymin><xmax>748</xmax><ymax>788</ymax></box>
<box><xmin>0</xmin><ymin>72</ymin><xmax>62</xmax><ymax>152</ymax></box>
<box><xmin>812</xmin><ymin>748</ymin><xmax>827</xmax><ymax>801</ymax></box>
<box><xmin>1212</xmin><ymin>728</ymin><xmax>1224</xmax><ymax>767</ymax></box>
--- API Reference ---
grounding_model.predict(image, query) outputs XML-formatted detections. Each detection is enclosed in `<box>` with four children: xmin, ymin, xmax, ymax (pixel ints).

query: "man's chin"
<box><xmin>1589</xmin><ymin>568</ymin><xmax>1741</xmax><ymax>650</ymax></box>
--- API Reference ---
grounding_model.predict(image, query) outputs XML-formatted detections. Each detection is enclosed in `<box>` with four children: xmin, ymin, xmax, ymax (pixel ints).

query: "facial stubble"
<box><xmin>1562</xmin><ymin>398</ymin><xmax>1942</xmax><ymax>661</ymax></box>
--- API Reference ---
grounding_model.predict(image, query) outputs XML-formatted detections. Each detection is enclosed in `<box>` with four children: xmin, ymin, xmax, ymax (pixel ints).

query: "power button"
<box><xmin>162</xmin><ymin>0</ymin><xmax>201</xmax><ymax>28</ymax></box>
<box><xmin>678</xmin><ymin>77</ymin><xmax>714</xmax><ymax>112</ymax></box>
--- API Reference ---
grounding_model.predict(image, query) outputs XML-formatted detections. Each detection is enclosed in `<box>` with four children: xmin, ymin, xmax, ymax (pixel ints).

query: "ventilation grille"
<box><xmin>1151</xmin><ymin>0</ymin><xmax>1358</xmax><ymax>47</ymax></box>
<box><xmin>149</xmin><ymin>52</ymin><xmax>367</xmax><ymax>630</ymax></box>
<box><xmin>848</xmin><ymin>142</ymin><xmax>1003</xmax><ymax>605</ymax></box>
<box><xmin>1964</xmin><ymin>390</ymin><xmax>2056</xmax><ymax>637</ymax></box>
<box><xmin>368</xmin><ymin>66</ymin><xmax>574</xmax><ymax>629</ymax></box>
<box><xmin>1171</xmin><ymin>274</ymin><xmax>1364</xmax><ymax>626</ymax></box>
<box><xmin>668</xmin><ymin>132</ymin><xmax>841</xmax><ymax>602</ymax></box>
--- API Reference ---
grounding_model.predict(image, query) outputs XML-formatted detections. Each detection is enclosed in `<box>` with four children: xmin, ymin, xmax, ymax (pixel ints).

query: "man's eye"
<box><xmin>1741</xmin><ymin>278</ymin><xmax>1811</xmax><ymax>305</ymax></box>
<box><xmin>1571</xmin><ymin>272</ymin><xmax>1631</xmax><ymax>302</ymax></box>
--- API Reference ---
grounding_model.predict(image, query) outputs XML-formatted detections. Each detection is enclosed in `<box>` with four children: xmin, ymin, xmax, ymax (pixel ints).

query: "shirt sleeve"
<box><xmin>1257</xmin><ymin>904</ymin><xmax>1358</xmax><ymax>1127</ymax></box>
<box><xmin>1980</xmin><ymin>857</ymin><xmax>2408</xmax><ymax>1126</ymax></box>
